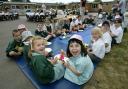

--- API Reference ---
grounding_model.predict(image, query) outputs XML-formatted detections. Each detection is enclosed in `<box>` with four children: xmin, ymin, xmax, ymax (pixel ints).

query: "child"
<box><xmin>22</xmin><ymin>30</ymin><xmax>33</xmax><ymax>65</ymax></box>
<box><xmin>88</xmin><ymin>27</ymin><xmax>105</xmax><ymax>64</ymax></box>
<box><xmin>109</xmin><ymin>19</ymin><xmax>123</xmax><ymax>44</ymax></box>
<box><xmin>35</xmin><ymin>23</ymin><xmax>53</xmax><ymax>41</ymax></box>
<box><xmin>64</xmin><ymin>34</ymin><xmax>94</xmax><ymax>85</ymax></box>
<box><xmin>6</xmin><ymin>29</ymin><xmax>23</xmax><ymax>58</ymax></box>
<box><xmin>72</xmin><ymin>25</ymin><xmax>78</xmax><ymax>32</ymax></box>
<box><xmin>29</xmin><ymin>36</ymin><xmax>65</xmax><ymax>84</ymax></box>
<box><xmin>17</xmin><ymin>24</ymin><xmax>27</xmax><ymax>34</ymax></box>
<box><xmin>101</xmin><ymin>21</ymin><xmax>112</xmax><ymax>53</ymax></box>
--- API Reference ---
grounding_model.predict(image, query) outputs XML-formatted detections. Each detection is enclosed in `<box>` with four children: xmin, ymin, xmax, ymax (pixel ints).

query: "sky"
<box><xmin>30</xmin><ymin>0</ymin><xmax>114</xmax><ymax>4</ymax></box>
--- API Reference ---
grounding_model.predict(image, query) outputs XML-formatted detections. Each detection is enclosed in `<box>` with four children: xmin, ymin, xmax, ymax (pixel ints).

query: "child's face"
<box><xmin>69</xmin><ymin>42</ymin><xmax>81</xmax><ymax>57</ymax></box>
<box><xmin>37</xmin><ymin>24</ymin><xmax>42</xmax><ymax>29</ymax></box>
<box><xmin>92</xmin><ymin>32</ymin><xmax>100</xmax><ymax>41</ymax></box>
<box><xmin>32</xmin><ymin>39</ymin><xmax>45</xmax><ymax>54</ymax></box>
<box><xmin>13</xmin><ymin>31</ymin><xmax>22</xmax><ymax>42</ymax></box>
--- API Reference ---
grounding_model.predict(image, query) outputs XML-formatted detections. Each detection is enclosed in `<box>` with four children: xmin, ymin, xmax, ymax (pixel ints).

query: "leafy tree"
<box><xmin>0</xmin><ymin>0</ymin><xmax>8</xmax><ymax>1</ymax></box>
<box><xmin>11</xmin><ymin>0</ymin><xmax>30</xmax><ymax>2</ymax></box>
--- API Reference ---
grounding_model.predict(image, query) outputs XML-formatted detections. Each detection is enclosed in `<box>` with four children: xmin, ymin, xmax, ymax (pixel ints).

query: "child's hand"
<box><xmin>87</xmin><ymin>48</ymin><xmax>92</xmax><ymax>53</ymax></box>
<box><xmin>9</xmin><ymin>51</ymin><xmax>17</xmax><ymax>56</ymax></box>
<box><xmin>63</xmin><ymin>61</ymin><xmax>70</xmax><ymax>68</ymax></box>
<box><xmin>18</xmin><ymin>47</ymin><xmax>23</xmax><ymax>52</ymax></box>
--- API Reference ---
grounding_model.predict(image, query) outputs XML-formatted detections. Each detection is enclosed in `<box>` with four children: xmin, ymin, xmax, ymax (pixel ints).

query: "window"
<box><xmin>16</xmin><ymin>5</ymin><xmax>20</xmax><ymax>9</ymax></box>
<box><xmin>24</xmin><ymin>5</ymin><xmax>28</xmax><ymax>9</ymax></box>
<box><xmin>92</xmin><ymin>4</ymin><xmax>97</xmax><ymax>8</ymax></box>
<box><xmin>11</xmin><ymin>5</ymin><xmax>16</xmax><ymax>9</ymax></box>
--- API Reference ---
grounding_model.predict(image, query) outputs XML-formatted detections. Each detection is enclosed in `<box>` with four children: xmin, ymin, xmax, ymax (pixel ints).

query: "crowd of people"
<box><xmin>5</xmin><ymin>0</ymin><xmax>127</xmax><ymax>87</ymax></box>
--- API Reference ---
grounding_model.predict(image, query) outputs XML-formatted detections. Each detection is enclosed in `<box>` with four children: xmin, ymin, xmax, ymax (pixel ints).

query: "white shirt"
<box><xmin>111</xmin><ymin>26</ymin><xmax>123</xmax><ymax>43</ymax></box>
<box><xmin>70</xmin><ymin>21</ymin><xmax>75</xmax><ymax>31</ymax></box>
<box><xmin>75</xmin><ymin>19</ymin><xmax>82</xmax><ymax>25</ymax></box>
<box><xmin>92</xmin><ymin>38</ymin><xmax>105</xmax><ymax>59</ymax></box>
<box><xmin>102</xmin><ymin>31</ymin><xmax>112</xmax><ymax>53</ymax></box>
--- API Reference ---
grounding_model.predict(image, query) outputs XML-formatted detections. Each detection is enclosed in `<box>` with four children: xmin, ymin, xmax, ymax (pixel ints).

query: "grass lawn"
<box><xmin>82</xmin><ymin>31</ymin><xmax>128</xmax><ymax>89</ymax></box>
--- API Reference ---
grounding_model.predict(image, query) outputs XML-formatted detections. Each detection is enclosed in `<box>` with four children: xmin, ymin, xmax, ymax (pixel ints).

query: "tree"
<box><xmin>0</xmin><ymin>0</ymin><xmax>8</xmax><ymax>1</ymax></box>
<box><xmin>11</xmin><ymin>0</ymin><xmax>30</xmax><ymax>2</ymax></box>
<box><xmin>94</xmin><ymin>0</ymin><xmax>101</xmax><ymax>2</ymax></box>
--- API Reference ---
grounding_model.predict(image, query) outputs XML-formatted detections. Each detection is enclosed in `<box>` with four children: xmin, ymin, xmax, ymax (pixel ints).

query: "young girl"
<box><xmin>29</xmin><ymin>36</ymin><xmax>65</xmax><ymax>84</ymax></box>
<box><xmin>64</xmin><ymin>34</ymin><xmax>94</xmax><ymax>85</ymax></box>
<box><xmin>88</xmin><ymin>27</ymin><xmax>105</xmax><ymax>64</ymax></box>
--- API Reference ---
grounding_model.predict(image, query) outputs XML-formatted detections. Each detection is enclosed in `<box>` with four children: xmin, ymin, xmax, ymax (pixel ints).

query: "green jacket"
<box><xmin>23</xmin><ymin>44</ymin><xmax>31</xmax><ymax>65</ymax></box>
<box><xmin>30</xmin><ymin>52</ymin><xmax>55</xmax><ymax>84</ymax></box>
<box><xmin>6</xmin><ymin>40</ymin><xmax>23</xmax><ymax>57</ymax></box>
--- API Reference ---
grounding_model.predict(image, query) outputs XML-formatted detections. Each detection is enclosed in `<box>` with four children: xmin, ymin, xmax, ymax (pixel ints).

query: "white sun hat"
<box><xmin>22</xmin><ymin>31</ymin><xmax>33</xmax><ymax>41</ymax></box>
<box><xmin>18</xmin><ymin>24</ymin><xmax>26</xmax><ymax>29</ymax></box>
<box><xmin>70</xmin><ymin>34</ymin><xmax>83</xmax><ymax>42</ymax></box>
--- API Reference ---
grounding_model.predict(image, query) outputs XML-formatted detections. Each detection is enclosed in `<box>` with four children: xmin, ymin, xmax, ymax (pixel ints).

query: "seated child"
<box><xmin>35</xmin><ymin>23</ymin><xmax>53</xmax><ymax>41</ymax></box>
<box><xmin>87</xmin><ymin>27</ymin><xmax>105</xmax><ymax>64</ymax></box>
<box><xmin>29</xmin><ymin>36</ymin><xmax>65</xmax><ymax>84</ymax></box>
<box><xmin>22</xmin><ymin>30</ymin><xmax>33</xmax><ymax>65</ymax></box>
<box><xmin>72</xmin><ymin>25</ymin><xmax>78</xmax><ymax>32</ymax></box>
<box><xmin>101</xmin><ymin>21</ymin><xmax>112</xmax><ymax>53</ymax></box>
<box><xmin>6</xmin><ymin>29</ymin><xmax>23</xmax><ymax>58</ymax></box>
<box><xmin>17</xmin><ymin>24</ymin><xmax>27</xmax><ymax>34</ymax></box>
<box><xmin>78</xmin><ymin>23</ymin><xmax>84</xmax><ymax>30</ymax></box>
<box><xmin>109</xmin><ymin>19</ymin><xmax>123</xmax><ymax>44</ymax></box>
<box><xmin>64</xmin><ymin>34</ymin><xmax>94</xmax><ymax>85</ymax></box>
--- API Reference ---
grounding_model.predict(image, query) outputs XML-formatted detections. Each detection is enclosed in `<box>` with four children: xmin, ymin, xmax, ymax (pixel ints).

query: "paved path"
<box><xmin>0</xmin><ymin>16</ymin><xmax>36</xmax><ymax>89</ymax></box>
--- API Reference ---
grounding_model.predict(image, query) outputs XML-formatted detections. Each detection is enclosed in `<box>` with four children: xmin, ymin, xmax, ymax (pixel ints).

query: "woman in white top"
<box><xmin>88</xmin><ymin>27</ymin><xmax>105</xmax><ymax>64</ymax></box>
<box><xmin>101</xmin><ymin>21</ymin><xmax>112</xmax><ymax>53</ymax></box>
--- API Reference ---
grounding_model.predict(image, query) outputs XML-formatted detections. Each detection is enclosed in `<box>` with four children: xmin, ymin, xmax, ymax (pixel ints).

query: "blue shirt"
<box><xmin>64</xmin><ymin>55</ymin><xmax>94</xmax><ymax>85</ymax></box>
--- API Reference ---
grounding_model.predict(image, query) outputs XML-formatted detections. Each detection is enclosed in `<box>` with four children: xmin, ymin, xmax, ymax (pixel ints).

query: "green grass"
<box><xmin>82</xmin><ymin>31</ymin><xmax>128</xmax><ymax>89</ymax></box>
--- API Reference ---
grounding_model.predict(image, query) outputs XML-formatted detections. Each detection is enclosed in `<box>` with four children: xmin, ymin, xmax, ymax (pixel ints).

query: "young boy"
<box><xmin>101</xmin><ymin>21</ymin><xmax>112</xmax><ymax>53</ymax></box>
<box><xmin>6</xmin><ymin>29</ymin><xmax>23</xmax><ymax>58</ymax></box>
<box><xmin>109</xmin><ymin>19</ymin><xmax>123</xmax><ymax>44</ymax></box>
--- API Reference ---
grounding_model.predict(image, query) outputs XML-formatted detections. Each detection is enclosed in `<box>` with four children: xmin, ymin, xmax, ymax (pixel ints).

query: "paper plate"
<box><xmin>45</xmin><ymin>48</ymin><xmax>52</xmax><ymax>53</ymax></box>
<box><xmin>78</xmin><ymin>30</ymin><xmax>84</xmax><ymax>32</ymax></box>
<box><xmin>54</xmin><ymin>54</ymin><xmax>69</xmax><ymax>63</ymax></box>
<box><xmin>46</xmin><ymin>42</ymin><xmax>52</xmax><ymax>45</ymax></box>
<box><xmin>84</xmin><ymin>43</ymin><xmax>89</xmax><ymax>47</ymax></box>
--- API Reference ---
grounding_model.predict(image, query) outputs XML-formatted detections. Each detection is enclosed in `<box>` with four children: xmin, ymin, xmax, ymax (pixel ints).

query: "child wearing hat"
<box><xmin>22</xmin><ymin>30</ymin><xmax>33</xmax><ymax>65</ymax></box>
<box><xmin>18</xmin><ymin>24</ymin><xmax>27</xmax><ymax>34</ymax></box>
<box><xmin>64</xmin><ymin>34</ymin><xmax>94</xmax><ymax>85</ymax></box>
<box><xmin>6</xmin><ymin>29</ymin><xmax>23</xmax><ymax>58</ymax></box>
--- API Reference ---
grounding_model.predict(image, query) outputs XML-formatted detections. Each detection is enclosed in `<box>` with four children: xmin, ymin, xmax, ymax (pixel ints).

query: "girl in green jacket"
<box><xmin>29</xmin><ymin>36</ymin><xmax>65</xmax><ymax>84</ymax></box>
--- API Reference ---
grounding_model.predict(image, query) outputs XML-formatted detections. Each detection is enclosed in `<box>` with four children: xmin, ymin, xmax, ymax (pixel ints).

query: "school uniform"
<box><xmin>75</xmin><ymin>19</ymin><xmax>82</xmax><ymax>25</ymax></box>
<box><xmin>6</xmin><ymin>40</ymin><xmax>23</xmax><ymax>57</ymax></box>
<box><xmin>111</xmin><ymin>26</ymin><xmax>123</xmax><ymax>44</ymax></box>
<box><xmin>30</xmin><ymin>52</ymin><xmax>65</xmax><ymax>84</ymax></box>
<box><xmin>89</xmin><ymin>38</ymin><xmax>105</xmax><ymax>64</ymax></box>
<box><xmin>23</xmin><ymin>42</ymin><xmax>31</xmax><ymax>66</ymax></box>
<box><xmin>102</xmin><ymin>31</ymin><xmax>112</xmax><ymax>53</ymax></box>
<box><xmin>70</xmin><ymin>21</ymin><xmax>75</xmax><ymax>31</ymax></box>
<box><xmin>35</xmin><ymin>29</ymin><xmax>48</xmax><ymax>38</ymax></box>
<box><xmin>64</xmin><ymin>55</ymin><xmax>94</xmax><ymax>85</ymax></box>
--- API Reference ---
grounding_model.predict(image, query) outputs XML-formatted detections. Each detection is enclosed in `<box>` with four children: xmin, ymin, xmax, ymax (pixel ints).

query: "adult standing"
<box><xmin>98</xmin><ymin>2</ymin><xmax>103</xmax><ymax>14</ymax></box>
<box><xmin>118</xmin><ymin>0</ymin><xmax>126</xmax><ymax>15</ymax></box>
